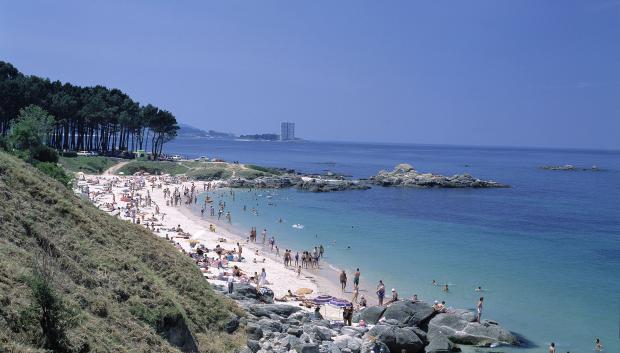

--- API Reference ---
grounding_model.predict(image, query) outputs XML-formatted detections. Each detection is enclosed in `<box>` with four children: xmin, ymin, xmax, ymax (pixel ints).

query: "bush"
<box><xmin>0</xmin><ymin>135</ymin><xmax>8</xmax><ymax>150</ymax></box>
<box><xmin>187</xmin><ymin>168</ymin><xmax>232</xmax><ymax>181</ymax></box>
<box><xmin>118</xmin><ymin>161</ymin><xmax>189</xmax><ymax>175</ymax></box>
<box><xmin>33</xmin><ymin>146</ymin><xmax>59</xmax><ymax>163</ymax></box>
<box><xmin>35</xmin><ymin>162</ymin><xmax>72</xmax><ymax>186</ymax></box>
<box><xmin>60</xmin><ymin>151</ymin><xmax>78</xmax><ymax>158</ymax></box>
<box><xmin>245</xmin><ymin>164</ymin><xmax>282</xmax><ymax>175</ymax></box>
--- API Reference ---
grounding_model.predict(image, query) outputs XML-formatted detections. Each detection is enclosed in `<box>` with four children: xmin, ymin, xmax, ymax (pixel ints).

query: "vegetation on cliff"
<box><xmin>0</xmin><ymin>151</ymin><xmax>244</xmax><ymax>352</ymax></box>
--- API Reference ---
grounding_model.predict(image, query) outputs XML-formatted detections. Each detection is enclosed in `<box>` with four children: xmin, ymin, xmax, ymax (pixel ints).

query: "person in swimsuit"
<box><xmin>353</xmin><ymin>268</ymin><xmax>360</xmax><ymax>289</ymax></box>
<box><xmin>376</xmin><ymin>280</ymin><xmax>385</xmax><ymax>306</ymax></box>
<box><xmin>476</xmin><ymin>297</ymin><xmax>483</xmax><ymax>322</ymax></box>
<box><xmin>549</xmin><ymin>342</ymin><xmax>555</xmax><ymax>353</ymax></box>
<box><xmin>339</xmin><ymin>270</ymin><xmax>347</xmax><ymax>291</ymax></box>
<box><xmin>595</xmin><ymin>337</ymin><xmax>603</xmax><ymax>351</ymax></box>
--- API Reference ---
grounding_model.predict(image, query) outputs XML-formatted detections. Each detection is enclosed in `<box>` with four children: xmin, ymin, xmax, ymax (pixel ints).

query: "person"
<box><xmin>353</xmin><ymin>268</ymin><xmax>360</xmax><ymax>289</ymax></box>
<box><xmin>411</xmin><ymin>294</ymin><xmax>419</xmax><ymax>302</ymax></box>
<box><xmin>443</xmin><ymin>284</ymin><xmax>449</xmax><ymax>292</ymax></box>
<box><xmin>549</xmin><ymin>342</ymin><xmax>556</xmax><ymax>353</ymax></box>
<box><xmin>227</xmin><ymin>275</ymin><xmax>234</xmax><ymax>294</ymax></box>
<box><xmin>352</xmin><ymin>287</ymin><xmax>359</xmax><ymax>304</ymax></box>
<box><xmin>258</xmin><ymin>268</ymin><xmax>267</xmax><ymax>288</ymax></box>
<box><xmin>476</xmin><ymin>297</ymin><xmax>484</xmax><ymax>322</ymax></box>
<box><xmin>297</xmin><ymin>266</ymin><xmax>302</xmax><ymax>278</ymax></box>
<box><xmin>595</xmin><ymin>338</ymin><xmax>602</xmax><ymax>351</ymax></box>
<box><xmin>359</xmin><ymin>295</ymin><xmax>367</xmax><ymax>308</ymax></box>
<box><xmin>342</xmin><ymin>305</ymin><xmax>353</xmax><ymax>326</ymax></box>
<box><xmin>432</xmin><ymin>279</ymin><xmax>437</xmax><ymax>286</ymax></box>
<box><xmin>376</xmin><ymin>280</ymin><xmax>385</xmax><ymax>306</ymax></box>
<box><xmin>339</xmin><ymin>270</ymin><xmax>347</xmax><ymax>291</ymax></box>
<box><xmin>475</xmin><ymin>286</ymin><xmax>483</xmax><ymax>292</ymax></box>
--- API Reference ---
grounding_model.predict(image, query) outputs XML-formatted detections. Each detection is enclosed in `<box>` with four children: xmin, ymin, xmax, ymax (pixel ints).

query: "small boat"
<box><xmin>292</xmin><ymin>224</ymin><xmax>305</xmax><ymax>229</ymax></box>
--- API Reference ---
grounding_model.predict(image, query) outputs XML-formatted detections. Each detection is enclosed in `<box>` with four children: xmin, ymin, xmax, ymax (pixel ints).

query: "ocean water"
<box><xmin>166</xmin><ymin>139</ymin><xmax>620</xmax><ymax>353</ymax></box>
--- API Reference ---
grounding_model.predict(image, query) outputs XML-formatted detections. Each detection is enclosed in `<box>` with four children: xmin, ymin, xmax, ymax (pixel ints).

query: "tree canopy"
<box><xmin>0</xmin><ymin>61</ymin><xmax>178</xmax><ymax>158</ymax></box>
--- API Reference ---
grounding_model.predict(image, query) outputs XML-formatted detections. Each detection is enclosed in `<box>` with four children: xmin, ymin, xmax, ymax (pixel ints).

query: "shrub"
<box><xmin>35</xmin><ymin>162</ymin><xmax>72</xmax><ymax>186</ymax></box>
<box><xmin>33</xmin><ymin>146</ymin><xmax>59</xmax><ymax>163</ymax></box>
<box><xmin>187</xmin><ymin>168</ymin><xmax>232</xmax><ymax>181</ymax></box>
<box><xmin>245</xmin><ymin>164</ymin><xmax>282</xmax><ymax>175</ymax></box>
<box><xmin>60</xmin><ymin>151</ymin><xmax>78</xmax><ymax>158</ymax></box>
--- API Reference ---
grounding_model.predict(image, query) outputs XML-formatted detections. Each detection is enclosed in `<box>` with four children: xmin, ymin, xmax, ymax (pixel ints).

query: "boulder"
<box><xmin>295</xmin><ymin>342</ymin><xmax>320</xmax><ymax>353</ymax></box>
<box><xmin>276</xmin><ymin>335</ymin><xmax>302</xmax><ymax>350</ymax></box>
<box><xmin>333</xmin><ymin>335</ymin><xmax>363</xmax><ymax>352</ymax></box>
<box><xmin>287</xmin><ymin>326</ymin><xmax>304</xmax><ymax>337</ymax></box>
<box><xmin>249</xmin><ymin>304</ymin><xmax>302</xmax><ymax>318</ymax></box>
<box><xmin>246</xmin><ymin>323</ymin><xmax>264</xmax><ymax>340</ymax></box>
<box><xmin>424</xmin><ymin>334</ymin><xmax>455</xmax><ymax>353</ymax></box>
<box><xmin>247</xmin><ymin>339</ymin><xmax>261</xmax><ymax>353</ymax></box>
<box><xmin>230</xmin><ymin>283</ymin><xmax>274</xmax><ymax>303</ymax></box>
<box><xmin>157</xmin><ymin>313</ymin><xmax>199</xmax><ymax>353</ymax></box>
<box><xmin>352</xmin><ymin>306</ymin><xmax>386</xmax><ymax>324</ymax></box>
<box><xmin>258</xmin><ymin>318</ymin><xmax>283</xmax><ymax>333</ymax></box>
<box><xmin>367</xmin><ymin>325</ymin><xmax>424</xmax><ymax>353</ymax></box>
<box><xmin>313</xmin><ymin>325</ymin><xmax>336</xmax><ymax>341</ymax></box>
<box><xmin>224</xmin><ymin>314</ymin><xmax>240</xmax><ymax>333</ymax></box>
<box><xmin>340</xmin><ymin>326</ymin><xmax>368</xmax><ymax>338</ymax></box>
<box><xmin>360</xmin><ymin>339</ymin><xmax>390</xmax><ymax>353</ymax></box>
<box><xmin>382</xmin><ymin>301</ymin><xmax>435</xmax><ymax>327</ymax></box>
<box><xmin>428</xmin><ymin>314</ymin><xmax>518</xmax><ymax>347</ymax></box>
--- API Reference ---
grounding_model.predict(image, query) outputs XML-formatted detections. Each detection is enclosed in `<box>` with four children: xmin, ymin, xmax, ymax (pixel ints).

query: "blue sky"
<box><xmin>1</xmin><ymin>1</ymin><xmax>619</xmax><ymax>149</ymax></box>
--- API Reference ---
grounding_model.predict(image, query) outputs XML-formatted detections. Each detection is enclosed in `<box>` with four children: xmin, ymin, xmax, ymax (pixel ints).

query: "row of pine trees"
<box><xmin>0</xmin><ymin>61</ymin><xmax>179</xmax><ymax>158</ymax></box>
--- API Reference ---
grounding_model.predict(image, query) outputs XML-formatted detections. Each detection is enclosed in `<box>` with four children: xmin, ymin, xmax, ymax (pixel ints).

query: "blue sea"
<box><xmin>166</xmin><ymin>139</ymin><xmax>620</xmax><ymax>353</ymax></box>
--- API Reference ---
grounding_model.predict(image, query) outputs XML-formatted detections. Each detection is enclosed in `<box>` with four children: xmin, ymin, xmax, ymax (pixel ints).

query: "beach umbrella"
<box><xmin>312</xmin><ymin>295</ymin><xmax>333</xmax><ymax>305</ymax></box>
<box><xmin>328</xmin><ymin>298</ymin><xmax>352</xmax><ymax>308</ymax></box>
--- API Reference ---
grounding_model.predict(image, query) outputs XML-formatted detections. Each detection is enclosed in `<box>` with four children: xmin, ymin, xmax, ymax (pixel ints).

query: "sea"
<box><xmin>166</xmin><ymin>138</ymin><xmax>620</xmax><ymax>353</ymax></box>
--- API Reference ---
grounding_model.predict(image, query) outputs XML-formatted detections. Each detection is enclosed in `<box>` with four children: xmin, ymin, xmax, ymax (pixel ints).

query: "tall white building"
<box><xmin>280</xmin><ymin>122</ymin><xmax>295</xmax><ymax>141</ymax></box>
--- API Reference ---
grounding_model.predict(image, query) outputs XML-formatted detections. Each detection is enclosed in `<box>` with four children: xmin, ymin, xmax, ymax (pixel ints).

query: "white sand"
<box><xmin>75</xmin><ymin>174</ymin><xmax>349</xmax><ymax>319</ymax></box>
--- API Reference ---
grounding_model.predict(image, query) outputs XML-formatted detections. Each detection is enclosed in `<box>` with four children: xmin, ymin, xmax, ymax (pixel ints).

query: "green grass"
<box><xmin>117</xmin><ymin>161</ymin><xmax>190</xmax><ymax>175</ymax></box>
<box><xmin>59</xmin><ymin>156</ymin><xmax>120</xmax><ymax>174</ymax></box>
<box><xmin>244</xmin><ymin>164</ymin><xmax>283</xmax><ymax>176</ymax></box>
<box><xmin>0</xmin><ymin>151</ymin><xmax>244</xmax><ymax>352</ymax></box>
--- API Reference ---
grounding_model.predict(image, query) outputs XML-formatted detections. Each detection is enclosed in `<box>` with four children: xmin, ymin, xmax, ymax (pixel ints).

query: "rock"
<box><xmin>277</xmin><ymin>335</ymin><xmax>302</xmax><ymax>350</ymax></box>
<box><xmin>370</xmin><ymin>165</ymin><xmax>508</xmax><ymax>188</ymax></box>
<box><xmin>367</xmin><ymin>325</ymin><xmax>424</xmax><ymax>353</ymax></box>
<box><xmin>288</xmin><ymin>327</ymin><xmax>304</xmax><ymax>337</ymax></box>
<box><xmin>352</xmin><ymin>306</ymin><xmax>386</xmax><ymax>324</ymax></box>
<box><xmin>333</xmin><ymin>335</ymin><xmax>363</xmax><ymax>352</ymax></box>
<box><xmin>157</xmin><ymin>313</ymin><xmax>199</xmax><ymax>353</ymax></box>
<box><xmin>424</xmin><ymin>334</ymin><xmax>455</xmax><ymax>353</ymax></box>
<box><xmin>239</xmin><ymin>346</ymin><xmax>254</xmax><ymax>353</ymax></box>
<box><xmin>340</xmin><ymin>326</ymin><xmax>368</xmax><ymax>338</ymax></box>
<box><xmin>295</xmin><ymin>342</ymin><xmax>320</xmax><ymax>353</ymax></box>
<box><xmin>428</xmin><ymin>313</ymin><xmax>518</xmax><ymax>346</ymax></box>
<box><xmin>247</xmin><ymin>339</ymin><xmax>261</xmax><ymax>353</ymax></box>
<box><xmin>224</xmin><ymin>314</ymin><xmax>240</xmax><ymax>333</ymax></box>
<box><xmin>360</xmin><ymin>339</ymin><xmax>390</xmax><ymax>353</ymax></box>
<box><xmin>230</xmin><ymin>283</ymin><xmax>274</xmax><ymax>303</ymax></box>
<box><xmin>382</xmin><ymin>301</ymin><xmax>435</xmax><ymax>327</ymax></box>
<box><xmin>246</xmin><ymin>323</ymin><xmax>264</xmax><ymax>340</ymax></box>
<box><xmin>250</xmin><ymin>304</ymin><xmax>302</xmax><ymax>318</ymax></box>
<box><xmin>313</xmin><ymin>325</ymin><xmax>335</xmax><ymax>341</ymax></box>
<box><xmin>451</xmin><ymin>309</ymin><xmax>475</xmax><ymax>323</ymax></box>
<box><xmin>258</xmin><ymin>318</ymin><xmax>284</xmax><ymax>333</ymax></box>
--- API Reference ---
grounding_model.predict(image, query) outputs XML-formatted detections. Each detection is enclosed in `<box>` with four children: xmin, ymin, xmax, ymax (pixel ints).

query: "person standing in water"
<box><xmin>476</xmin><ymin>297</ymin><xmax>483</xmax><ymax>322</ymax></box>
<box><xmin>595</xmin><ymin>338</ymin><xmax>602</xmax><ymax>351</ymax></box>
<box><xmin>376</xmin><ymin>280</ymin><xmax>385</xmax><ymax>306</ymax></box>
<box><xmin>339</xmin><ymin>270</ymin><xmax>347</xmax><ymax>291</ymax></box>
<box><xmin>548</xmin><ymin>342</ymin><xmax>555</xmax><ymax>353</ymax></box>
<box><xmin>353</xmin><ymin>268</ymin><xmax>360</xmax><ymax>289</ymax></box>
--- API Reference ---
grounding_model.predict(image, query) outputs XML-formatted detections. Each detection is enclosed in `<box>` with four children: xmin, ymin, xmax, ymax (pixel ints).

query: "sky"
<box><xmin>1</xmin><ymin>1</ymin><xmax>619</xmax><ymax>149</ymax></box>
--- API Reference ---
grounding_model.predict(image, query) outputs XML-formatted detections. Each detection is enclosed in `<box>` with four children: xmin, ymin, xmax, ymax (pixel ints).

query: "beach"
<box><xmin>75</xmin><ymin>173</ymin><xmax>360</xmax><ymax>320</ymax></box>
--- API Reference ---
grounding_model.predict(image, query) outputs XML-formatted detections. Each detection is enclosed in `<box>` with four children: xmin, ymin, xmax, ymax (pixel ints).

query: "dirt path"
<box><xmin>104</xmin><ymin>161</ymin><xmax>128</xmax><ymax>175</ymax></box>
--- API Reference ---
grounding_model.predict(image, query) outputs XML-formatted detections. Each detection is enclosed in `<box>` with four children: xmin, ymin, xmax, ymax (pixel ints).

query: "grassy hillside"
<box><xmin>59</xmin><ymin>156</ymin><xmax>121</xmax><ymax>174</ymax></box>
<box><xmin>0</xmin><ymin>152</ymin><xmax>244</xmax><ymax>353</ymax></box>
<box><xmin>117</xmin><ymin>160</ymin><xmax>281</xmax><ymax>180</ymax></box>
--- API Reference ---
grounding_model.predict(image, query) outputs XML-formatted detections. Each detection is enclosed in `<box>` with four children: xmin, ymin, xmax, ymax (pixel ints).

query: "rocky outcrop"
<box><xmin>370</xmin><ymin>164</ymin><xmax>508</xmax><ymax>188</ymax></box>
<box><xmin>221</xmin><ymin>284</ymin><xmax>519</xmax><ymax>353</ymax></box>
<box><xmin>428</xmin><ymin>313</ymin><xmax>518</xmax><ymax>347</ymax></box>
<box><xmin>541</xmin><ymin>164</ymin><xmax>602</xmax><ymax>171</ymax></box>
<box><xmin>225</xmin><ymin>175</ymin><xmax>370</xmax><ymax>192</ymax></box>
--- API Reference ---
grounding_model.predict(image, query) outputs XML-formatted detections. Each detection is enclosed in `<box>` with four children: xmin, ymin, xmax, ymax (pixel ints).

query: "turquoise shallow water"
<box><xmin>168</xmin><ymin>139</ymin><xmax>620</xmax><ymax>353</ymax></box>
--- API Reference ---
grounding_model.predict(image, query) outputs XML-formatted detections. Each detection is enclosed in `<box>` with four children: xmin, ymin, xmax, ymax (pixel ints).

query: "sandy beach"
<box><xmin>74</xmin><ymin>173</ymin><xmax>364</xmax><ymax>320</ymax></box>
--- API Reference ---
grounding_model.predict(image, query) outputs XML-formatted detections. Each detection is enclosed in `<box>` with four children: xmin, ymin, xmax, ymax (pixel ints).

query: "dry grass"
<box><xmin>0</xmin><ymin>151</ymin><xmax>244</xmax><ymax>353</ymax></box>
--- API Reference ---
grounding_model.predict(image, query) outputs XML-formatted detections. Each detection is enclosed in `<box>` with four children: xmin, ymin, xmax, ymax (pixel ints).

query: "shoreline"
<box><xmin>179</xmin><ymin>193</ymin><xmax>381</xmax><ymax>307</ymax></box>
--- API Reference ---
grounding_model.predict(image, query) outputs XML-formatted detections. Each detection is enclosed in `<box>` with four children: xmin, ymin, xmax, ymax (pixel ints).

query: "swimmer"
<box><xmin>432</xmin><ymin>280</ymin><xmax>437</xmax><ymax>286</ymax></box>
<box><xmin>442</xmin><ymin>284</ymin><xmax>449</xmax><ymax>292</ymax></box>
<box><xmin>475</xmin><ymin>286</ymin><xmax>483</xmax><ymax>292</ymax></box>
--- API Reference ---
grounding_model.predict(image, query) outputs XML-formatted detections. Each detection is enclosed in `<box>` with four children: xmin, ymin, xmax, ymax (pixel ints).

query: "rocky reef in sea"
<box><xmin>214</xmin><ymin>283</ymin><xmax>520</xmax><ymax>353</ymax></box>
<box><xmin>370</xmin><ymin>164</ymin><xmax>509</xmax><ymax>188</ymax></box>
<box><xmin>225</xmin><ymin>175</ymin><xmax>370</xmax><ymax>192</ymax></box>
<box><xmin>540</xmin><ymin>164</ymin><xmax>602</xmax><ymax>171</ymax></box>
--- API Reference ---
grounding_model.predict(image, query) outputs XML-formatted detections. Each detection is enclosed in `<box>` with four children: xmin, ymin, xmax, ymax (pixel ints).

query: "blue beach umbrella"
<box><xmin>312</xmin><ymin>295</ymin><xmax>333</xmax><ymax>305</ymax></box>
<box><xmin>328</xmin><ymin>298</ymin><xmax>352</xmax><ymax>308</ymax></box>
